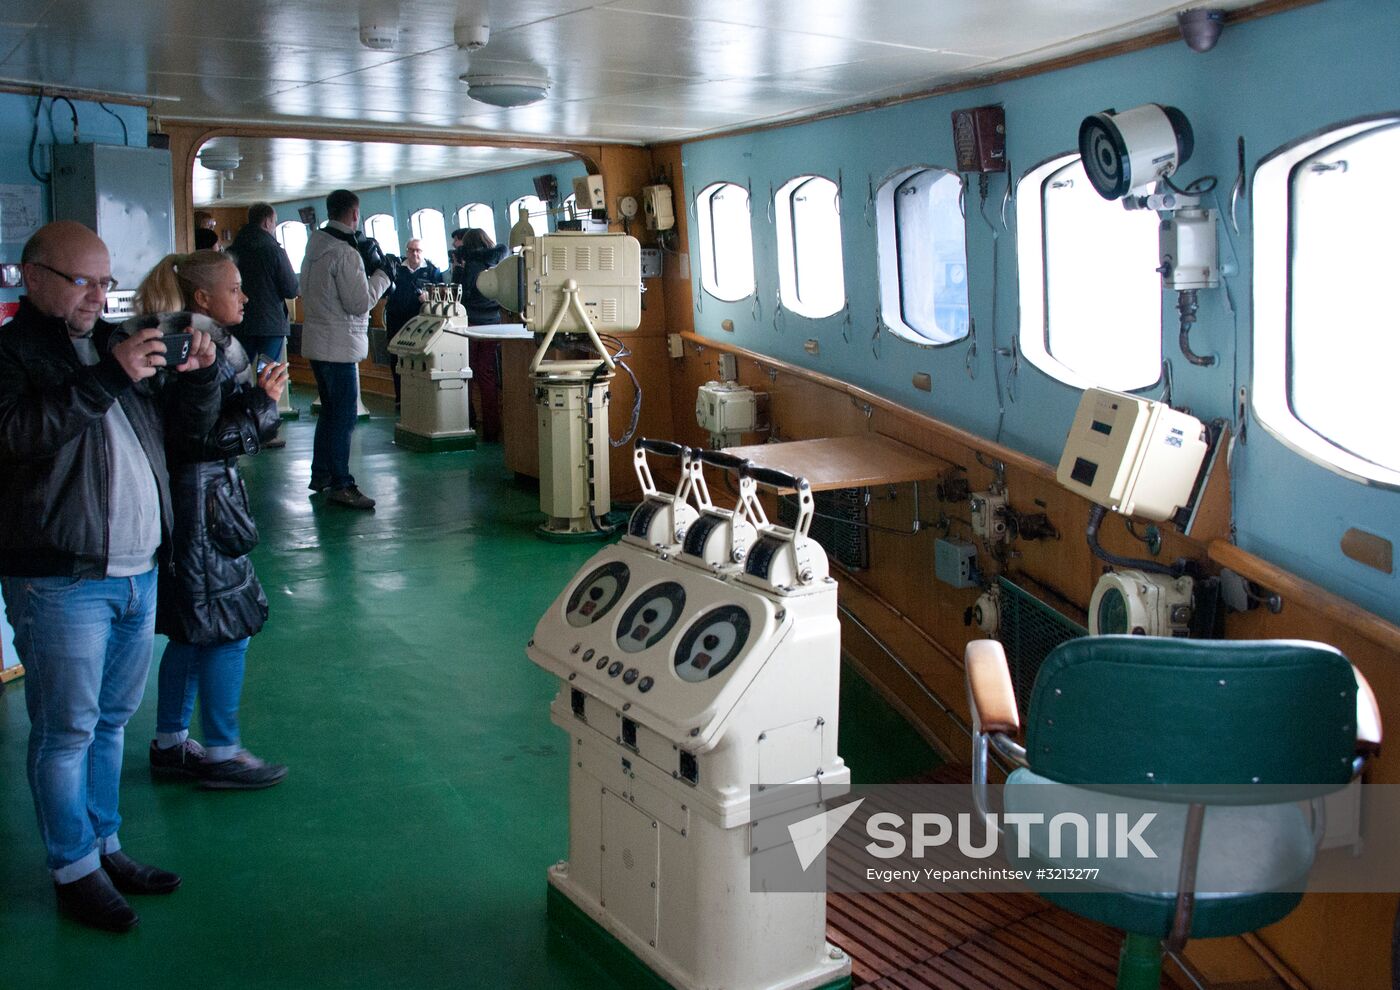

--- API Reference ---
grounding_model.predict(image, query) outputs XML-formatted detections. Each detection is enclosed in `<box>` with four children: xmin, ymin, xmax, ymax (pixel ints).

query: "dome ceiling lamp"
<box><xmin>460</xmin><ymin>68</ymin><xmax>550</xmax><ymax>108</ymax></box>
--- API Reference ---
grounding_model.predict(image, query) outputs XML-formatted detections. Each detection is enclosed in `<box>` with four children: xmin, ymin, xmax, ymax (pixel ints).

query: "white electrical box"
<box><xmin>1056</xmin><ymin>388</ymin><xmax>1209</xmax><ymax>523</ymax></box>
<box><xmin>1089</xmin><ymin>569</ymin><xmax>1195</xmax><ymax>637</ymax></box>
<box><xmin>696</xmin><ymin>381</ymin><xmax>757</xmax><ymax>448</ymax></box>
<box><xmin>642</xmin><ymin>183</ymin><xmax>675</xmax><ymax>231</ymax></box>
<box><xmin>969</xmin><ymin>491</ymin><xmax>1009</xmax><ymax>543</ymax></box>
<box><xmin>572</xmin><ymin>174</ymin><xmax>606</xmax><ymax>211</ymax></box>
<box><xmin>1159</xmin><ymin>207</ymin><xmax>1220</xmax><ymax>290</ymax></box>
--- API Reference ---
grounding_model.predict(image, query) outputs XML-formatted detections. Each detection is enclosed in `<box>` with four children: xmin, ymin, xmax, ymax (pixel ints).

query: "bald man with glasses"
<box><xmin>0</xmin><ymin>221</ymin><xmax>223</xmax><ymax>932</ymax></box>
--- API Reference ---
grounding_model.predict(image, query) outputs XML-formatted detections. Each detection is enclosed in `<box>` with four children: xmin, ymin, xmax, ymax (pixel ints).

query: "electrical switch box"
<box><xmin>642</xmin><ymin>184</ymin><xmax>675</xmax><ymax>231</ymax></box>
<box><xmin>935</xmin><ymin>538</ymin><xmax>978</xmax><ymax>589</ymax></box>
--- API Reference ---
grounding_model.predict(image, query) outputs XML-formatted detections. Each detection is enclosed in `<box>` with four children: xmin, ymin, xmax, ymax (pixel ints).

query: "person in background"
<box><xmin>229</xmin><ymin>202</ymin><xmax>299</xmax><ymax>447</ymax></box>
<box><xmin>133</xmin><ymin>250</ymin><xmax>290</xmax><ymax>792</ymax></box>
<box><xmin>0</xmin><ymin>221</ymin><xmax>221</xmax><ymax>933</ymax></box>
<box><xmin>194</xmin><ymin>228</ymin><xmax>221</xmax><ymax>251</ymax></box>
<box><xmin>383</xmin><ymin>237</ymin><xmax>443</xmax><ymax>408</ymax></box>
<box><xmin>299</xmin><ymin>189</ymin><xmax>392</xmax><ymax>510</ymax></box>
<box><xmin>454</xmin><ymin>228</ymin><xmax>509</xmax><ymax>442</ymax></box>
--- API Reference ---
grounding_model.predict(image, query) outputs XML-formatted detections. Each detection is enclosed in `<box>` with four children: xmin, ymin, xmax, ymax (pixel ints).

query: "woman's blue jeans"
<box><xmin>156</xmin><ymin>636</ymin><xmax>250</xmax><ymax>760</ymax></box>
<box><xmin>0</xmin><ymin>571</ymin><xmax>157</xmax><ymax>881</ymax></box>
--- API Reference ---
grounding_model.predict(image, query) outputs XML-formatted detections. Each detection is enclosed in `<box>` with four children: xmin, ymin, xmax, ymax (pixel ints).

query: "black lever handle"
<box><xmin>743</xmin><ymin>464</ymin><xmax>809</xmax><ymax>492</ymax></box>
<box><xmin>636</xmin><ymin>438</ymin><xmax>687</xmax><ymax>459</ymax></box>
<box><xmin>695</xmin><ymin>449</ymin><xmax>752</xmax><ymax>474</ymax></box>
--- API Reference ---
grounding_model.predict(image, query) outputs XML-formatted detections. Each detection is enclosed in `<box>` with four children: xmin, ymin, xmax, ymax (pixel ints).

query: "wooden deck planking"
<box><xmin>832</xmin><ymin>764</ymin><xmax>1191</xmax><ymax>990</ymax></box>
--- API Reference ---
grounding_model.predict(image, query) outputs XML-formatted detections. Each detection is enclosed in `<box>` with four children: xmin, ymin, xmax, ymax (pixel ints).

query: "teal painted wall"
<box><xmin>271</xmin><ymin>158</ymin><xmax>587</xmax><ymax>264</ymax></box>
<box><xmin>679</xmin><ymin>0</ymin><xmax>1400</xmax><ymax>624</ymax></box>
<box><xmin>0</xmin><ymin>93</ymin><xmax>146</xmax><ymax>304</ymax></box>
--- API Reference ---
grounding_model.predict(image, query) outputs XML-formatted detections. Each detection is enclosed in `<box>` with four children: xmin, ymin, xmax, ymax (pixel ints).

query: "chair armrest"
<box><xmin>965</xmin><ymin>639</ymin><xmax>1020</xmax><ymax>735</ymax></box>
<box><xmin>1354</xmin><ymin>666</ymin><xmax>1383</xmax><ymax>756</ymax></box>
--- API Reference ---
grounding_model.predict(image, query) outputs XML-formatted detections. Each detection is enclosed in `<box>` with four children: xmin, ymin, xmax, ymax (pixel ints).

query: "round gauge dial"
<box><xmin>673</xmin><ymin>605</ymin><xmax>751</xmax><ymax>683</ymax></box>
<box><xmin>616</xmin><ymin>581</ymin><xmax>686</xmax><ymax>653</ymax></box>
<box><xmin>565</xmin><ymin>561</ymin><xmax>630</xmax><ymax>628</ymax></box>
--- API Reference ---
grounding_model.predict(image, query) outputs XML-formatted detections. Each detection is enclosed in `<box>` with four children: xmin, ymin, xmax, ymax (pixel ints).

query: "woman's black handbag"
<box><xmin>206</xmin><ymin>462</ymin><xmax>259</xmax><ymax>558</ymax></box>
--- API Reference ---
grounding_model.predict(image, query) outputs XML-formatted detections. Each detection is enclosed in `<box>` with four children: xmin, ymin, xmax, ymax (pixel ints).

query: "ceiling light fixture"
<box><xmin>198</xmin><ymin>143</ymin><xmax>242</xmax><ymax>172</ymax></box>
<box><xmin>460</xmin><ymin>70</ymin><xmax>550</xmax><ymax>108</ymax></box>
<box><xmin>454</xmin><ymin>13</ymin><xmax>490</xmax><ymax>51</ymax></box>
<box><xmin>359</xmin><ymin>3</ymin><xmax>400</xmax><ymax>50</ymax></box>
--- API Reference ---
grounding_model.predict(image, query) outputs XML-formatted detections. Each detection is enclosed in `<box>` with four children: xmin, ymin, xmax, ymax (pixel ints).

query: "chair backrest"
<box><xmin>1025</xmin><ymin>636</ymin><xmax>1358</xmax><ymax>802</ymax></box>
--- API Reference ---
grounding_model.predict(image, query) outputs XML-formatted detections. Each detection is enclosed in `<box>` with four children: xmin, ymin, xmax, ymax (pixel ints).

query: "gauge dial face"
<box><xmin>565</xmin><ymin>561</ymin><xmax>630</xmax><ymax>628</ymax></box>
<box><xmin>673</xmin><ymin>605</ymin><xmax>751</xmax><ymax>683</ymax></box>
<box><xmin>616</xmin><ymin>581</ymin><xmax>687</xmax><ymax>653</ymax></box>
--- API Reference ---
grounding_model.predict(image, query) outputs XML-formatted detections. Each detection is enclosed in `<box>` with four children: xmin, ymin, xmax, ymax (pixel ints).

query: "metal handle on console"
<box><xmin>695</xmin><ymin>449</ymin><xmax>752</xmax><ymax>474</ymax></box>
<box><xmin>742</xmin><ymin>464</ymin><xmax>809</xmax><ymax>493</ymax></box>
<box><xmin>636</xmin><ymin>438</ymin><xmax>687</xmax><ymax>459</ymax></box>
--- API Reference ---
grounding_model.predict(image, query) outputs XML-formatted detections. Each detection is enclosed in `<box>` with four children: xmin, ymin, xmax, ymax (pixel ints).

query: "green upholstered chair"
<box><xmin>965</xmin><ymin>636</ymin><xmax>1382</xmax><ymax>990</ymax></box>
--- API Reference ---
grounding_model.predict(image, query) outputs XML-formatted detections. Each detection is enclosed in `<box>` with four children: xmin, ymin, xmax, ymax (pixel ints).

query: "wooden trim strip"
<box><xmin>0</xmin><ymin>665</ymin><xmax>24</xmax><ymax>684</ymax></box>
<box><xmin>1208</xmin><ymin>539</ymin><xmax>1400</xmax><ymax>654</ymax></box>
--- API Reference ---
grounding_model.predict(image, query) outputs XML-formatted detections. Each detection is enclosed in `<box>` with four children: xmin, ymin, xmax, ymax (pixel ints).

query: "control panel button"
<box><xmin>582</xmin><ymin>648</ymin><xmax>594</xmax><ymax>663</ymax></box>
<box><xmin>607</xmin><ymin>661</ymin><xmax>624</xmax><ymax>678</ymax></box>
<box><xmin>638</xmin><ymin>676</ymin><xmax>654</xmax><ymax>693</ymax></box>
<box><xmin>595</xmin><ymin>655</ymin><xmax>609</xmax><ymax>670</ymax></box>
<box><xmin>622</xmin><ymin>668</ymin><xmax>639</xmax><ymax>685</ymax></box>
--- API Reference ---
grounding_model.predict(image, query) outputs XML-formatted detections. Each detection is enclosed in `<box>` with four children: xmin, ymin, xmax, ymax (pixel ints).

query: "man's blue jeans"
<box><xmin>310</xmin><ymin>359</ymin><xmax>359</xmax><ymax>491</ymax></box>
<box><xmin>0</xmin><ymin>570</ymin><xmax>157</xmax><ymax>882</ymax></box>
<box><xmin>156</xmin><ymin>637</ymin><xmax>250</xmax><ymax>762</ymax></box>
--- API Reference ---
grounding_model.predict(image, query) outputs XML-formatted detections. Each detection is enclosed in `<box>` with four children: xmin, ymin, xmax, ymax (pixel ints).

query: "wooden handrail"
<box><xmin>1209</xmin><ymin>540</ymin><xmax>1400</xmax><ymax>655</ymax></box>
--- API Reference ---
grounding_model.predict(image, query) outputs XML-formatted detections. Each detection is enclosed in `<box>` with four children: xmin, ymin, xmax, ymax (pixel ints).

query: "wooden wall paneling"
<box><xmin>647</xmin><ymin>143</ymin><xmax>693</xmax><ymax>337</ymax></box>
<box><xmin>502</xmin><ymin>339</ymin><xmax>540</xmax><ymax>479</ymax></box>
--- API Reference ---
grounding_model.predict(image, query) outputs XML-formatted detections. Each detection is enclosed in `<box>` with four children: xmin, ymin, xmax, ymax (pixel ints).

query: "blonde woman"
<box><xmin>133</xmin><ymin>250</ymin><xmax>289</xmax><ymax>789</ymax></box>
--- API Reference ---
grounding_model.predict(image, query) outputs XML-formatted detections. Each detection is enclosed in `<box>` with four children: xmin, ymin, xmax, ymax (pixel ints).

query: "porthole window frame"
<box><xmin>1253</xmin><ymin>111</ymin><xmax>1400</xmax><ymax>490</ymax></box>
<box><xmin>874</xmin><ymin>164</ymin><xmax>970</xmax><ymax>347</ymax></box>
<box><xmin>363</xmin><ymin>213</ymin><xmax>401</xmax><ymax>258</ymax></box>
<box><xmin>275</xmin><ymin>219</ymin><xmax>310</xmax><ymax>273</ymax></box>
<box><xmin>774</xmin><ymin>173</ymin><xmax>846</xmax><ymax>320</ymax></box>
<box><xmin>456</xmin><ymin>202</ymin><xmax>496</xmax><ymax>243</ymax></box>
<box><xmin>694</xmin><ymin>180</ymin><xmax>757</xmax><ymax>304</ymax></box>
<box><xmin>1014</xmin><ymin>152</ymin><xmax>1163</xmax><ymax>392</ymax></box>
<box><xmin>409</xmin><ymin>208</ymin><xmax>450</xmax><ymax>271</ymax></box>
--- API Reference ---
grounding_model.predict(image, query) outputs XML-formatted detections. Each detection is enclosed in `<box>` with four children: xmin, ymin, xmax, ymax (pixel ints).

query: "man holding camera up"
<box><xmin>299</xmin><ymin>189</ymin><xmax>392</xmax><ymax>510</ymax></box>
<box><xmin>0</xmin><ymin>221</ymin><xmax>221</xmax><ymax>932</ymax></box>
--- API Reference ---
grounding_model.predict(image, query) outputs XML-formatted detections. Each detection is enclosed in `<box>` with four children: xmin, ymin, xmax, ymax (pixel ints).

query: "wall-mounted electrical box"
<box><xmin>1056</xmin><ymin>388</ymin><xmax>1208</xmax><ymax>523</ymax></box>
<box><xmin>51</xmin><ymin>143</ymin><xmax>174</xmax><ymax>291</ymax></box>
<box><xmin>642</xmin><ymin>184</ymin><xmax>675</xmax><ymax>231</ymax></box>
<box><xmin>935</xmin><ymin>538</ymin><xmax>978</xmax><ymax>589</ymax></box>
<box><xmin>969</xmin><ymin>490</ymin><xmax>1009</xmax><ymax>543</ymax></box>
<box><xmin>696</xmin><ymin>380</ymin><xmax>757</xmax><ymax>448</ymax></box>
<box><xmin>951</xmin><ymin>105</ymin><xmax>1007</xmax><ymax>173</ymax></box>
<box><xmin>640</xmin><ymin>247</ymin><xmax>662</xmax><ymax>278</ymax></box>
<box><xmin>572</xmin><ymin>174</ymin><xmax>606</xmax><ymax>211</ymax></box>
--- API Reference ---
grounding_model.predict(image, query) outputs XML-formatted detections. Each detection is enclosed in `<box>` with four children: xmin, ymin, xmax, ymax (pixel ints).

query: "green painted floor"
<box><xmin>0</xmin><ymin>387</ymin><xmax>938</xmax><ymax>988</ymax></box>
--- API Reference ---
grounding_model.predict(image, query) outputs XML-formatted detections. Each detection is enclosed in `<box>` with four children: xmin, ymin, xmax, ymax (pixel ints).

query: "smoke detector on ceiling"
<box><xmin>460</xmin><ymin>69</ymin><xmax>550</xmax><ymax>108</ymax></box>
<box><xmin>359</xmin><ymin>6</ymin><xmax>400</xmax><ymax>50</ymax></box>
<box><xmin>455</xmin><ymin>14</ymin><xmax>490</xmax><ymax>51</ymax></box>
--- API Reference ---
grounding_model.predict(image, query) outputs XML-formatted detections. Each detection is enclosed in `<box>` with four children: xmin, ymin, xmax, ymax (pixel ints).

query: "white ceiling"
<box><xmin>1</xmin><ymin>0</ymin><xmax>1261</xmax><ymax>205</ymax></box>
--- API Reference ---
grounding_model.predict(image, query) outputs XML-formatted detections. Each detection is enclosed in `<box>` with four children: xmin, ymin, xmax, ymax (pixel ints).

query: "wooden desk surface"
<box><xmin>723</xmin><ymin>434</ymin><xmax>942</xmax><ymax>491</ymax></box>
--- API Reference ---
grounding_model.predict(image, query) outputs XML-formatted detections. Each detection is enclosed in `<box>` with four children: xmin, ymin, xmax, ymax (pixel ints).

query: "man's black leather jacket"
<box><xmin>0</xmin><ymin>297</ymin><xmax>222</xmax><ymax>578</ymax></box>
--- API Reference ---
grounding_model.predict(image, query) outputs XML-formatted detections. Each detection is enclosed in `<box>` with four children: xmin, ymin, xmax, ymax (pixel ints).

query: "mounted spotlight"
<box><xmin>1078</xmin><ymin>104</ymin><xmax>1193</xmax><ymax>199</ymax></box>
<box><xmin>460</xmin><ymin>70</ymin><xmax>550</xmax><ymax>108</ymax></box>
<box><xmin>1078</xmin><ymin>103</ymin><xmax>1220</xmax><ymax>367</ymax></box>
<box><xmin>1177</xmin><ymin>8</ymin><xmax>1225</xmax><ymax>53</ymax></box>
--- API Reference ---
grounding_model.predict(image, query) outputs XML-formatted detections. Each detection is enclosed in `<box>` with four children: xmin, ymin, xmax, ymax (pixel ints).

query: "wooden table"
<box><xmin>722</xmin><ymin>434</ymin><xmax>942</xmax><ymax>491</ymax></box>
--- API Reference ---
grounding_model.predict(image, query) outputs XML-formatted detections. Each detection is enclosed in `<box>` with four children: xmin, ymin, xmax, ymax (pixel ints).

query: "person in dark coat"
<box><xmin>134</xmin><ymin>250</ymin><xmax>289</xmax><ymax>791</ymax></box>
<box><xmin>0</xmin><ymin>221</ymin><xmax>222</xmax><ymax>933</ymax></box>
<box><xmin>228</xmin><ymin>202</ymin><xmax>299</xmax><ymax>366</ymax></box>
<box><xmin>384</xmin><ymin>237</ymin><xmax>443</xmax><ymax>406</ymax></box>
<box><xmin>453</xmin><ymin>228</ymin><xmax>509</xmax><ymax>442</ymax></box>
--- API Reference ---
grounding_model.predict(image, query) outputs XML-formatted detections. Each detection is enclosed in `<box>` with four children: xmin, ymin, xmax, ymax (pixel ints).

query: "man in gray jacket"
<box><xmin>299</xmin><ymin>189</ymin><xmax>392</xmax><ymax>509</ymax></box>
